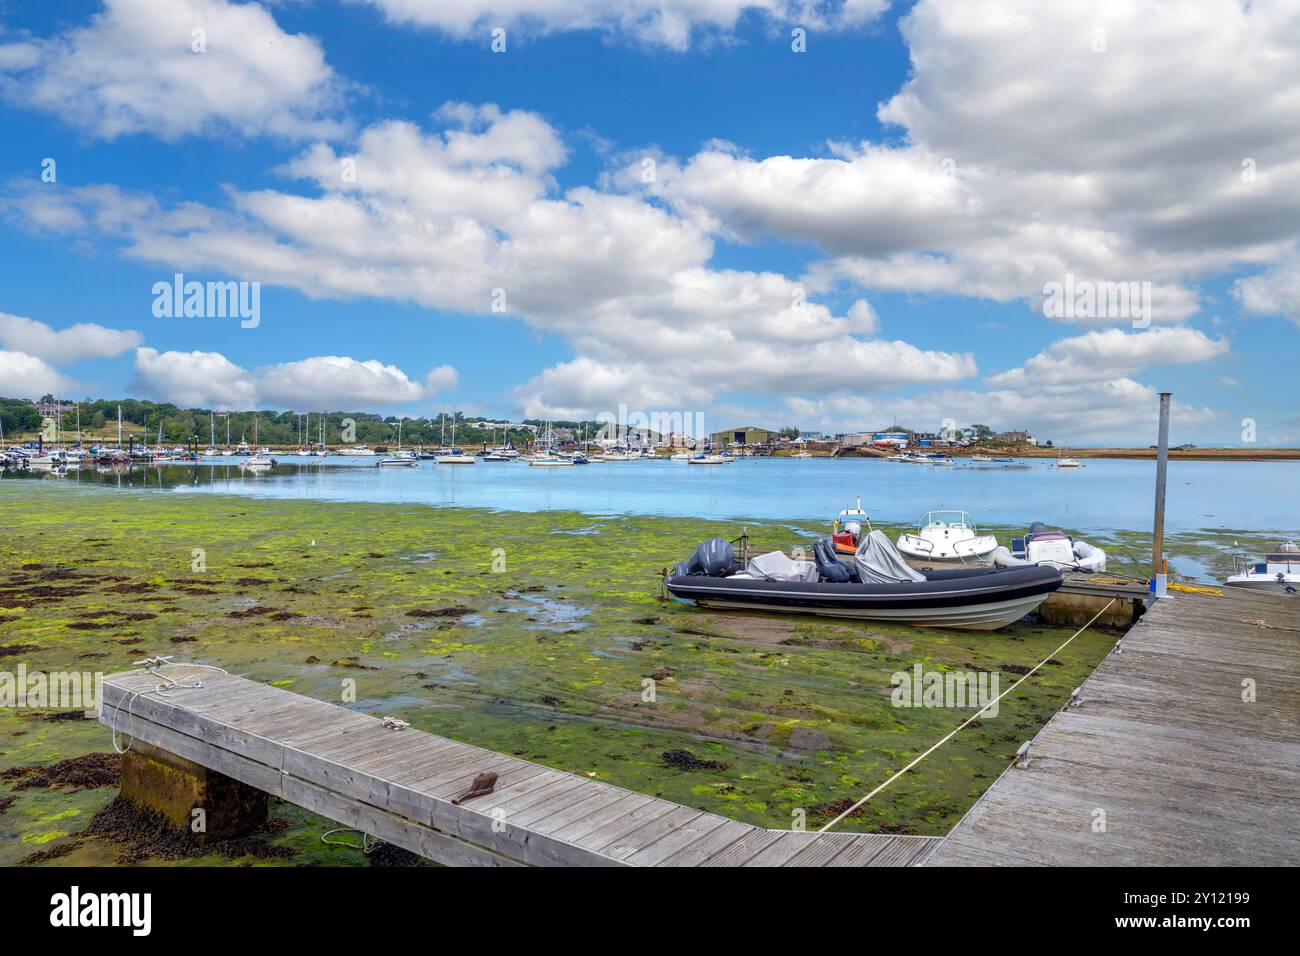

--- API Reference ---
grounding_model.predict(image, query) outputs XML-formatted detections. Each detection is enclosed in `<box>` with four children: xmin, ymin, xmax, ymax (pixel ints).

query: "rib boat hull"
<box><xmin>665</xmin><ymin>565</ymin><xmax>1062</xmax><ymax>631</ymax></box>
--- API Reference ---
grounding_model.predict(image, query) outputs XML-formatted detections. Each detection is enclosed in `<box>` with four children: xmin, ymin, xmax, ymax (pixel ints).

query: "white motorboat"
<box><xmin>1225</xmin><ymin>542</ymin><xmax>1299</xmax><ymax>595</ymax></box>
<box><xmin>377</xmin><ymin>454</ymin><xmax>418</xmax><ymax>467</ymax></box>
<box><xmin>29</xmin><ymin>450</ymin><xmax>73</xmax><ymax>467</ymax></box>
<box><xmin>670</xmin><ymin>451</ymin><xmax>691</xmax><ymax>461</ymax></box>
<box><xmin>242</xmin><ymin>455</ymin><xmax>275</xmax><ymax>468</ymax></box>
<box><xmin>992</xmin><ymin>522</ymin><xmax>1107</xmax><ymax>573</ymax></box>
<box><xmin>343</xmin><ymin>445</ymin><xmax>376</xmax><ymax>456</ymax></box>
<box><xmin>896</xmin><ymin>511</ymin><xmax>999</xmax><ymax>563</ymax></box>
<box><xmin>528</xmin><ymin>455</ymin><xmax>575</xmax><ymax>467</ymax></box>
<box><xmin>687</xmin><ymin>454</ymin><xmax>727</xmax><ymax>465</ymax></box>
<box><xmin>435</xmin><ymin>448</ymin><xmax>477</xmax><ymax>464</ymax></box>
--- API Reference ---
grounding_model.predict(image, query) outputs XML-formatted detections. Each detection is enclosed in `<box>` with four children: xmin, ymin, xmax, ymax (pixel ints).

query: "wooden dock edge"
<box><xmin>98</xmin><ymin>671</ymin><xmax>940</xmax><ymax>867</ymax></box>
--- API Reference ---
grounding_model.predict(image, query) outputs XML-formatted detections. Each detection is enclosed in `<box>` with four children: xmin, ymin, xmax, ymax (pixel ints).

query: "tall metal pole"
<box><xmin>1152</xmin><ymin>391</ymin><xmax>1171</xmax><ymax>597</ymax></box>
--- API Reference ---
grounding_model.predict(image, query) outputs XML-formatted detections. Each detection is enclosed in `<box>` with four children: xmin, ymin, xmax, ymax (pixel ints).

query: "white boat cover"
<box><xmin>854</xmin><ymin>531</ymin><xmax>927</xmax><ymax>584</ymax></box>
<box><xmin>746</xmin><ymin>551</ymin><xmax>819</xmax><ymax>583</ymax></box>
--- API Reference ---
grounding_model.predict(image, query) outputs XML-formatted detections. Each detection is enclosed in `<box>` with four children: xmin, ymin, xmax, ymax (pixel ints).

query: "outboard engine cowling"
<box><xmin>692</xmin><ymin>537</ymin><xmax>735</xmax><ymax>577</ymax></box>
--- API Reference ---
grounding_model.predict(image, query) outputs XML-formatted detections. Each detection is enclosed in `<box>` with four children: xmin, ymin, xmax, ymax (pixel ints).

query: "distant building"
<box><xmin>994</xmin><ymin>430</ymin><xmax>1037</xmax><ymax>444</ymax></box>
<box><xmin>710</xmin><ymin>426</ymin><xmax>778</xmax><ymax>447</ymax></box>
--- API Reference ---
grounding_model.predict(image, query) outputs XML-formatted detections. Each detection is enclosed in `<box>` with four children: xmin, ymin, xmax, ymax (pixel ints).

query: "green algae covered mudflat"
<box><xmin>1</xmin><ymin>482</ymin><xmax>1125</xmax><ymax>865</ymax></box>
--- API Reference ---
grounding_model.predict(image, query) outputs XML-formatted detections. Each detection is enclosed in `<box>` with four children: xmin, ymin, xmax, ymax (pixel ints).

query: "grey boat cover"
<box><xmin>747</xmin><ymin>550</ymin><xmax>819</xmax><ymax>583</ymax></box>
<box><xmin>854</xmin><ymin>531</ymin><xmax>927</xmax><ymax>584</ymax></box>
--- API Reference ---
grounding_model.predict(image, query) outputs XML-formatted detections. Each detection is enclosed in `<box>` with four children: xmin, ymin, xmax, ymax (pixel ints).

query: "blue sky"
<box><xmin>1</xmin><ymin>1</ymin><xmax>1297</xmax><ymax>445</ymax></box>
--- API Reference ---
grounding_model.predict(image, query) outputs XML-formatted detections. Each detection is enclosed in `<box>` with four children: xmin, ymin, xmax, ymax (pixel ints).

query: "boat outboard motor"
<box><xmin>691</xmin><ymin>537</ymin><xmax>735</xmax><ymax>577</ymax></box>
<box><xmin>814</xmin><ymin>538</ymin><xmax>854</xmax><ymax>583</ymax></box>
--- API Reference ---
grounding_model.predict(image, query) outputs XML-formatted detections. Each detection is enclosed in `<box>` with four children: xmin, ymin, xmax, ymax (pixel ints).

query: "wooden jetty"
<box><xmin>98</xmin><ymin>668</ymin><xmax>939</xmax><ymax>867</ymax></box>
<box><xmin>928</xmin><ymin>586</ymin><xmax>1300</xmax><ymax>865</ymax></box>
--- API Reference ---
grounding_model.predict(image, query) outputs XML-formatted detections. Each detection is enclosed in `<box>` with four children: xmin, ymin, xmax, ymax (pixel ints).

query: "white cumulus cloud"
<box><xmin>0</xmin><ymin>312</ymin><xmax>143</xmax><ymax>363</ymax></box>
<box><xmin>351</xmin><ymin>0</ymin><xmax>889</xmax><ymax>49</ymax></box>
<box><xmin>0</xmin><ymin>0</ymin><xmax>344</xmax><ymax>140</ymax></box>
<box><xmin>0</xmin><ymin>350</ymin><xmax>78</xmax><ymax>399</ymax></box>
<box><xmin>130</xmin><ymin>348</ymin><xmax>459</xmax><ymax>410</ymax></box>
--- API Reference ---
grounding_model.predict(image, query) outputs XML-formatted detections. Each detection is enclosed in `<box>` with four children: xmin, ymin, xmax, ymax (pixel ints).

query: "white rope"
<box><xmin>818</xmin><ymin>597</ymin><xmax>1119</xmax><ymax>833</ymax></box>
<box><xmin>108</xmin><ymin>657</ymin><xmax>229</xmax><ymax>755</ymax></box>
<box><xmin>320</xmin><ymin>828</ymin><xmax>380</xmax><ymax>854</ymax></box>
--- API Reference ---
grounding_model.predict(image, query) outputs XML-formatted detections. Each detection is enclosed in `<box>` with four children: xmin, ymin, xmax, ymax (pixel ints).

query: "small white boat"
<box><xmin>670</xmin><ymin>451</ymin><xmax>691</xmax><ymax>461</ymax></box>
<box><xmin>435</xmin><ymin>448</ymin><xmax>477</xmax><ymax>464</ymax></box>
<box><xmin>202</xmin><ymin>447</ymin><xmax>221</xmax><ymax>457</ymax></box>
<box><xmin>600</xmin><ymin>451</ymin><xmax>639</xmax><ymax>461</ymax></box>
<box><xmin>242</xmin><ymin>455</ymin><xmax>275</xmax><ymax>468</ymax></box>
<box><xmin>971</xmin><ymin>454</ymin><xmax>992</xmax><ymax>462</ymax></box>
<box><xmin>688</xmin><ymin>454</ymin><xmax>728</xmax><ymax>465</ymax></box>
<box><xmin>791</xmin><ymin>451</ymin><xmax>813</xmax><ymax>459</ymax></box>
<box><xmin>993</xmin><ymin>523</ymin><xmax>1107</xmax><ymax>573</ymax></box>
<box><xmin>1225</xmin><ymin>542</ymin><xmax>1299</xmax><ymax>595</ymax></box>
<box><xmin>344</xmin><ymin>445</ymin><xmax>376</xmax><ymax>456</ymax></box>
<box><xmin>377</xmin><ymin>452</ymin><xmax>418</xmax><ymax>467</ymax></box>
<box><xmin>1055</xmin><ymin>449</ymin><xmax>1082</xmax><ymax>467</ymax></box>
<box><xmin>896</xmin><ymin>511</ymin><xmax>999</xmax><ymax>563</ymax></box>
<box><xmin>529</xmin><ymin>456</ymin><xmax>575</xmax><ymax>467</ymax></box>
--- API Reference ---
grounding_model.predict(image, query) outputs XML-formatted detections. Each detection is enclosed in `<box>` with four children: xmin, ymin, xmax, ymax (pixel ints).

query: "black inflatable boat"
<box><xmin>665</xmin><ymin>534</ymin><xmax>1062</xmax><ymax>630</ymax></box>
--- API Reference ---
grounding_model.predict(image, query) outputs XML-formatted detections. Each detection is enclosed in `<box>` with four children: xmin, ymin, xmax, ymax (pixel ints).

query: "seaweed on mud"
<box><xmin>366</xmin><ymin>843</ymin><xmax>426</xmax><ymax>867</ymax></box>
<box><xmin>405</xmin><ymin>605</ymin><xmax>473</xmax><ymax>618</ymax></box>
<box><xmin>83</xmin><ymin>796</ymin><xmax>296</xmax><ymax>865</ymax></box>
<box><xmin>227</xmin><ymin>605</ymin><xmax>278</xmax><ymax>618</ymax></box>
<box><xmin>103</xmin><ymin>582</ymin><xmax>157</xmax><ymax>594</ymax></box>
<box><xmin>661</xmin><ymin>749</ymin><xmax>730</xmax><ymax>772</ymax></box>
<box><xmin>1</xmin><ymin>752</ymin><xmax>120</xmax><ymax>791</ymax></box>
<box><xmin>0</xmin><ymin>644</ymin><xmax>40</xmax><ymax>658</ymax></box>
<box><xmin>19</xmin><ymin>841</ymin><xmax>81</xmax><ymax>865</ymax></box>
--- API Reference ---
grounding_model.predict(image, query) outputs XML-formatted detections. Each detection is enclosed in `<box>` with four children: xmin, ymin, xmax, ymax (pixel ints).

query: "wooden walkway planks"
<box><xmin>928</xmin><ymin>587</ymin><xmax>1300</xmax><ymax>866</ymax></box>
<box><xmin>98</xmin><ymin>667</ymin><xmax>935</xmax><ymax>867</ymax></box>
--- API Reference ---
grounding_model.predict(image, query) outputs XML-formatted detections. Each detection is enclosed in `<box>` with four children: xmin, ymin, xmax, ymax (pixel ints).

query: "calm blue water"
<box><xmin>14</xmin><ymin>455</ymin><xmax>1297</xmax><ymax>536</ymax></box>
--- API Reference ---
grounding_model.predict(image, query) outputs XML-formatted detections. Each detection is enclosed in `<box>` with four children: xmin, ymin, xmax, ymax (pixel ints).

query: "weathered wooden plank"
<box><xmin>698</xmin><ymin>828</ymin><xmax>785</xmax><ymax>867</ymax></box>
<box><xmin>530</xmin><ymin>788</ymin><xmax>634</xmax><ymax>836</ymax></box>
<box><xmin>657</xmin><ymin>819</ymin><xmax>755</xmax><ymax>867</ymax></box>
<box><xmin>596</xmin><ymin>805</ymin><xmax>703</xmax><ymax>860</ymax></box>
<box><xmin>547</xmin><ymin>792</ymin><xmax>656</xmax><ymax>844</ymax></box>
<box><xmin>280</xmin><ymin>774</ymin><xmax>522</xmax><ymax>868</ymax></box>
<box><xmin>740</xmin><ymin>831</ymin><xmax>820</xmax><ymax>867</ymax></box>
<box><xmin>929</xmin><ymin>588</ymin><xmax>1300</xmax><ymax>866</ymax></box>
